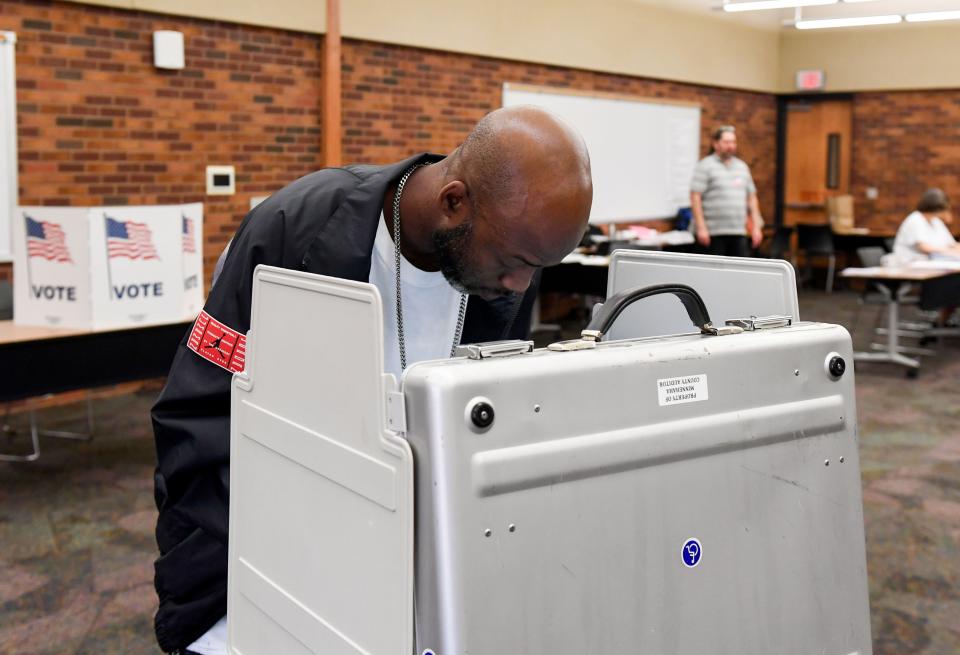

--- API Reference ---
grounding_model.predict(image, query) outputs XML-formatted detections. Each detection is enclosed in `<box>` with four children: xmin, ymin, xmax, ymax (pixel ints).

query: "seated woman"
<box><xmin>892</xmin><ymin>188</ymin><xmax>960</xmax><ymax>262</ymax></box>
<box><xmin>892</xmin><ymin>188</ymin><xmax>960</xmax><ymax>325</ymax></box>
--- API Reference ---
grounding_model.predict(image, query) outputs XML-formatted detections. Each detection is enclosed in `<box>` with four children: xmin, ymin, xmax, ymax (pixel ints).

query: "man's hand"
<box><xmin>747</xmin><ymin>212</ymin><xmax>764</xmax><ymax>249</ymax></box>
<box><xmin>696</xmin><ymin>226</ymin><xmax>711</xmax><ymax>247</ymax></box>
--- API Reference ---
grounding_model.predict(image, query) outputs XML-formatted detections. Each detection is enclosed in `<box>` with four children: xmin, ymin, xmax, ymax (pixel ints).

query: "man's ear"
<box><xmin>438</xmin><ymin>180</ymin><xmax>470</xmax><ymax>228</ymax></box>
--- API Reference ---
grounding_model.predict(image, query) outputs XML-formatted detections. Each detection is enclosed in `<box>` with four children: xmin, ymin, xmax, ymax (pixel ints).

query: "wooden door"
<box><xmin>783</xmin><ymin>99</ymin><xmax>852</xmax><ymax>227</ymax></box>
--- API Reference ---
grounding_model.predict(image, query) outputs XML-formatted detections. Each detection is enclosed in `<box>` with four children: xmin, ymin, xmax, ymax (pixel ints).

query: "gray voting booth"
<box><xmin>227</xmin><ymin>254</ymin><xmax>872</xmax><ymax>655</ymax></box>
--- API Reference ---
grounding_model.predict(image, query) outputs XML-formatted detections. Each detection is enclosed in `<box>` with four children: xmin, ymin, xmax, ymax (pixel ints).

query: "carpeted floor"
<box><xmin>801</xmin><ymin>290</ymin><xmax>960</xmax><ymax>655</ymax></box>
<box><xmin>0</xmin><ymin>392</ymin><xmax>159</xmax><ymax>654</ymax></box>
<box><xmin>1</xmin><ymin>289</ymin><xmax>958</xmax><ymax>654</ymax></box>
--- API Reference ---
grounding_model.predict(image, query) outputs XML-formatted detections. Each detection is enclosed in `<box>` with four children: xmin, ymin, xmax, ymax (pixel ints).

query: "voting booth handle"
<box><xmin>585</xmin><ymin>283</ymin><xmax>718</xmax><ymax>341</ymax></box>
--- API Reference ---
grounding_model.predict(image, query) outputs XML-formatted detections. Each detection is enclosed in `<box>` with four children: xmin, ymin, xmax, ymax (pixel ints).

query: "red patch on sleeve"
<box><xmin>186</xmin><ymin>310</ymin><xmax>247</xmax><ymax>374</ymax></box>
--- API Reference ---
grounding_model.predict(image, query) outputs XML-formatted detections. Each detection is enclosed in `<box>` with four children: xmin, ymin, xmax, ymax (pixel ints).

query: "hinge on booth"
<box><xmin>386</xmin><ymin>391</ymin><xmax>407</xmax><ymax>434</ymax></box>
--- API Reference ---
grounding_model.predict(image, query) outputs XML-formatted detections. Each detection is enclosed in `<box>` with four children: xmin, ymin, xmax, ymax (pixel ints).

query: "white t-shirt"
<box><xmin>187</xmin><ymin>213</ymin><xmax>465</xmax><ymax>655</ymax></box>
<box><xmin>369</xmin><ymin>211</ymin><xmax>467</xmax><ymax>382</ymax></box>
<box><xmin>893</xmin><ymin>211</ymin><xmax>957</xmax><ymax>262</ymax></box>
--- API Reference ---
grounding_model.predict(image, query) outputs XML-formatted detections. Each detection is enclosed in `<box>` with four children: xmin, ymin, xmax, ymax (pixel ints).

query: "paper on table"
<box><xmin>841</xmin><ymin>267</ymin><xmax>885</xmax><ymax>275</ymax></box>
<box><xmin>659</xmin><ymin>230</ymin><xmax>695</xmax><ymax>246</ymax></box>
<box><xmin>561</xmin><ymin>252</ymin><xmax>611</xmax><ymax>266</ymax></box>
<box><xmin>908</xmin><ymin>259</ymin><xmax>960</xmax><ymax>271</ymax></box>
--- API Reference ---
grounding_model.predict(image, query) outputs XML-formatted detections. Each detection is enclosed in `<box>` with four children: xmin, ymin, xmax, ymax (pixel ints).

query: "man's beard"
<box><xmin>433</xmin><ymin>221</ymin><xmax>515</xmax><ymax>299</ymax></box>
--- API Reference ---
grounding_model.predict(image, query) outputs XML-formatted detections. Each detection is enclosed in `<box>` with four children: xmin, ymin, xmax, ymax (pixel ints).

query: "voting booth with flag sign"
<box><xmin>12</xmin><ymin>203</ymin><xmax>203</xmax><ymax>328</ymax></box>
<box><xmin>181</xmin><ymin>202</ymin><xmax>204</xmax><ymax>318</ymax></box>
<box><xmin>91</xmin><ymin>205</ymin><xmax>188</xmax><ymax>329</ymax></box>
<box><xmin>11</xmin><ymin>207</ymin><xmax>92</xmax><ymax>327</ymax></box>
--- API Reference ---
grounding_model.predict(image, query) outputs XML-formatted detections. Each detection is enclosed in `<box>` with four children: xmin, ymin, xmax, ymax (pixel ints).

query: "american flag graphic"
<box><xmin>26</xmin><ymin>215</ymin><xmax>73</xmax><ymax>263</ymax></box>
<box><xmin>106</xmin><ymin>216</ymin><xmax>159</xmax><ymax>261</ymax></box>
<box><xmin>182</xmin><ymin>215</ymin><xmax>197</xmax><ymax>253</ymax></box>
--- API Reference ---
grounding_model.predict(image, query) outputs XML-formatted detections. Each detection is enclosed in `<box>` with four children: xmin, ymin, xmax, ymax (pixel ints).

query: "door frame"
<box><xmin>775</xmin><ymin>92</ymin><xmax>855</xmax><ymax>228</ymax></box>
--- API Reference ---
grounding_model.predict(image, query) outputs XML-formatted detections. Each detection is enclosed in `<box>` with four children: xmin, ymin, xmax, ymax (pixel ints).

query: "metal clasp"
<box><xmin>455</xmin><ymin>340</ymin><xmax>534</xmax><ymax>360</ymax></box>
<box><xmin>725</xmin><ymin>315</ymin><xmax>794</xmax><ymax>331</ymax></box>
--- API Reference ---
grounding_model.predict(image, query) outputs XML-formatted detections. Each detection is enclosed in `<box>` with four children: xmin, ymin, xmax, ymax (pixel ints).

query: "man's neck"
<box><xmin>383</xmin><ymin>164</ymin><xmax>442</xmax><ymax>272</ymax></box>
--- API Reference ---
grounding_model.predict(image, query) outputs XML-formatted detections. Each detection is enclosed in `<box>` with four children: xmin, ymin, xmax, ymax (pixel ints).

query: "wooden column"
<box><xmin>322</xmin><ymin>0</ymin><xmax>342</xmax><ymax>167</ymax></box>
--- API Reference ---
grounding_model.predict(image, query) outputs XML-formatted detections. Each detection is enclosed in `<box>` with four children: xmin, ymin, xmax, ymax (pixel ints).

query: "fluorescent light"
<box><xmin>796</xmin><ymin>14</ymin><xmax>902</xmax><ymax>29</ymax></box>
<box><xmin>905</xmin><ymin>10</ymin><xmax>960</xmax><ymax>23</ymax></box>
<box><xmin>723</xmin><ymin>0</ymin><xmax>836</xmax><ymax>12</ymax></box>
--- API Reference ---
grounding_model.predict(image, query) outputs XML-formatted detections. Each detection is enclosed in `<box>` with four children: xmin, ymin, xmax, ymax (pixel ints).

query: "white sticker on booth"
<box><xmin>657</xmin><ymin>374</ymin><xmax>708</xmax><ymax>406</ymax></box>
<box><xmin>89</xmin><ymin>205</ymin><xmax>184</xmax><ymax>328</ymax></box>
<box><xmin>12</xmin><ymin>207</ymin><xmax>92</xmax><ymax>328</ymax></box>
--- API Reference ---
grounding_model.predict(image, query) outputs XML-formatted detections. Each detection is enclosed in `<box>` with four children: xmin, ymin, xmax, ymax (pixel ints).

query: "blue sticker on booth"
<box><xmin>682</xmin><ymin>538</ymin><xmax>702</xmax><ymax>568</ymax></box>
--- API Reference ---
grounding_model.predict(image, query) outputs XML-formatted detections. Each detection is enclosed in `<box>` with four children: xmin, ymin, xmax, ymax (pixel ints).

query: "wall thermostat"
<box><xmin>153</xmin><ymin>31</ymin><xmax>185</xmax><ymax>70</ymax></box>
<box><xmin>206</xmin><ymin>165</ymin><xmax>236</xmax><ymax>196</ymax></box>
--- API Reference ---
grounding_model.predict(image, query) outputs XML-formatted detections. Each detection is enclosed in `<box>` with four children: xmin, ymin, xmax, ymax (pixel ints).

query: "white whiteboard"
<box><xmin>0</xmin><ymin>32</ymin><xmax>17</xmax><ymax>260</ymax></box>
<box><xmin>503</xmin><ymin>84</ymin><xmax>700</xmax><ymax>224</ymax></box>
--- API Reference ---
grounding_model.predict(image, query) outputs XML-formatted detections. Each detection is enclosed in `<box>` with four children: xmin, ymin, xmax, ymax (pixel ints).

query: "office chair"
<box><xmin>797</xmin><ymin>224</ymin><xmax>836</xmax><ymax>292</ymax></box>
<box><xmin>850</xmin><ymin>247</ymin><xmax>898</xmax><ymax>334</ymax></box>
<box><xmin>767</xmin><ymin>226</ymin><xmax>794</xmax><ymax>263</ymax></box>
<box><xmin>848</xmin><ymin>246</ymin><xmax>934</xmax><ymax>361</ymax></box>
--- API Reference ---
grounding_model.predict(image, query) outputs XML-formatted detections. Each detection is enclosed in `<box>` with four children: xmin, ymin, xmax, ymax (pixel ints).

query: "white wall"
<box><xmin>779</xmin><ymin>22</ymin><xmax>960</xmax><ymax>92</ymax></box>
<box><xmin>64</xmin><ymin>0</ymin><xmax>782</xmax><ymax>93</ymax></box>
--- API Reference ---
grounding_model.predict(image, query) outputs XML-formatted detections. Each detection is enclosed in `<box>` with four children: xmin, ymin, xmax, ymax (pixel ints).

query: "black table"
<box><xmin>1</xmin><ymin>320</ymin><xmax>190</xmax><ymax>402</ymax></box>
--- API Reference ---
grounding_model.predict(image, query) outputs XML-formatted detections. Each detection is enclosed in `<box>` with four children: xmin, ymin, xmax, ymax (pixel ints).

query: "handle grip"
<box><xmin>585</xmin><ymin>283</ymin><xmax>714</xmax><ymax>341</ymax></box>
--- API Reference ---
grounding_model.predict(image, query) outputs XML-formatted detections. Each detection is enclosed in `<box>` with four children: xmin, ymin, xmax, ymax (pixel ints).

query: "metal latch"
<box><xmin>725</xmin><ymin>315</ymin><xmax>793</xmax><ymax>331</ymax></box>
<box><xmin>547</xmin><ymin>336</ymin><xmax>598</xmax><ymax>351</ymax></box>
<box><xmin>701</xmin><ymin>322</ymin><xmax>743</xmax><ymax>336</ymax></box>
<box><xmin>455</xmin><ymin>340</ymin><xmax>534</xmax><ymax>360</ymax></box>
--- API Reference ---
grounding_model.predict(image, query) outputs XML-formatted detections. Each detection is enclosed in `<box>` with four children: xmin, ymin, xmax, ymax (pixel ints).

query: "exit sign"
<box><xmin>796</xmin><ymin>69</ymin><xmax>826</xmax><ymax>91</ymax></box>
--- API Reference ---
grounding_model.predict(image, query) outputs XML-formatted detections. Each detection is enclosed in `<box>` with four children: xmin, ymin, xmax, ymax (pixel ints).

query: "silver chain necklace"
<box><xmin>393</xmin><ymin>164</ymin><xmax>468</xmax><ymax>371</ymax></box>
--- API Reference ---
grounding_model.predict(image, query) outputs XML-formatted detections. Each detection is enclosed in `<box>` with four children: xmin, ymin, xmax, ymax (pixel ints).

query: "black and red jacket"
<box><xmin>151</xmin><ymin>153</ymin><xmax>537</xmax><ymax>651</ymax></box>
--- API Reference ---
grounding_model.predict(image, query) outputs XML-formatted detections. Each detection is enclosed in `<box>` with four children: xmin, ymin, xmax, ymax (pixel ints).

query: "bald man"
<box><xmin>151</xmin><ymin>106</ymin><xmax>593</xmax><ymax>654</ymax></box>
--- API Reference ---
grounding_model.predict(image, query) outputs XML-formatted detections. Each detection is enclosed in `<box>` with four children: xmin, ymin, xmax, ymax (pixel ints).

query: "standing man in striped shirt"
<box><xmin>690</xmin><ymin>125</ymin><xmax>764</xmax><ymax>257</ymax></box>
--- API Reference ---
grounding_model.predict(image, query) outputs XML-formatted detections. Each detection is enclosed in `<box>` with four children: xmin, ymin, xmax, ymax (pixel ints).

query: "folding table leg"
<box><xmin>0</xmin><ymin>408</ymin><xmax>40</xmax><ymax>462</ymax></box>
<box><xmin>0</xmin><ymin>394</ymin><xmax>95</xmax><ymax>462</ymax></box>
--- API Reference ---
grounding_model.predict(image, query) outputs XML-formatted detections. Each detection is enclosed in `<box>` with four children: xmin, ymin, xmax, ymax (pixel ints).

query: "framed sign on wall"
<box><xmin>0</xmin><ymin>32</ymin><xmax>18</xmax><ymax>262</ymax></box>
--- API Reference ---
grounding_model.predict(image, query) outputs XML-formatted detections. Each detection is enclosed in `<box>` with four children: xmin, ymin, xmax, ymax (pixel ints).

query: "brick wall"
<box><xmin>1</xmin><ymin>0</ymin><xmax>779</xmax><ymax>290</ymax></box>
<box><xmin>852</xmin><ymin>90</ymin><xmax>960</xmax><ymax>234</ymax></box>
<box><xmin>341</xmin><ymin>40</ymin><xmax>778</xmax><ymax>223</ymax></box>
<box><xmin>1</xmin><ymin>0</ymin><xmax>322</xmax><ymax>287</ymax></box>
<box><xmin>7</xmin><ymin>3</ymin><xmax>960</xmax><ymax>293</ymax></box>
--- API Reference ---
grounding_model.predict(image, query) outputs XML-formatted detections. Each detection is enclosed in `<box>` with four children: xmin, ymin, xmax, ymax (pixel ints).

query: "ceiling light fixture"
<box><xmin>905</xmin><ymin>10</ymin><xmax>960</xmax><ymax>23</ymax></box>
<box><xmin>795</xmin><ymin>14</ymin><xmax>902</xmax><ymax>28</ymax></box>
<box><xmin>723</xmin><ymin>0</ymin><xmax>836</xmax><ymax>12</ymax></box>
